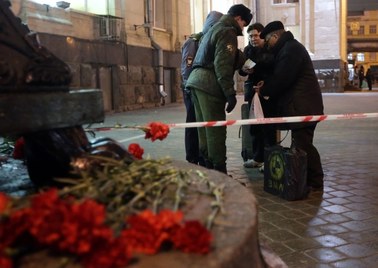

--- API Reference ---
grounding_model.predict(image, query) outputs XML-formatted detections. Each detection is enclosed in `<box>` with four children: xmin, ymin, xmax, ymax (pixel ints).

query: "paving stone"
<box><xmin>284</xmin><ymin>237</ymin><xmax>323</xmax><ymax>251</ymax></box>
<box><xmin>331</xmin><ymin>258</ymin><xmax>371</xmax><ymax>268</ymax></box>
<box><xmin>326</xmin><ymin>197</ymin><xmax>353</xmax><ymax>205</ymax></box>
<box><xmin>323</xmin><ymin>204</ymin><xmax>352</xmax><ymax>213</ymax></box>
<box><xmin>304</xmin><ymin>248</ymin><xmax>348</xmax><ymax>263</ymax></box>
<box><xmin>280</xmin><ymin>252</ymin><xmax>318</xmax><ymax>268</ymax></box>
<box><xmin>345</xmin><ymin>195</ymin><xmax>373</xmax><ymax>203</ymax></box>
<box><xmin>327</xmin><ymin>191</ymin><xmax>355</xmax><ymax>198</ymax></box>
<box><xmin>271</xmin><ymin>219</ymin><xmax>308</xmax><ymax>234</ymax></box>
<box><xmin>264</xmin><ymin>229</ymin><xmax>301</xmax><ymax>241</ymax></box>
<box><xmin>266</xmin><ymin>241</ymin><xmax>295</xmax><ymax>256</ymax></box>
<box><xmin>361</xmin><ymin>253</ymin><xmax>378</xmax><ymax>266</ymax></box>
<box><xmin>340</xmin><ymin>220</ymin><xmax>376</xmax><ymax>232</ymax></box>
<box><xmin>259</xmin><ymin>211</ymin><xmax>287</xmax><ymax>222</ymax></box>
<box><xmin>335</xmin><ymin>243</ymin><xmax>377</xmax><ymax>258</ymax></box>
<box><xmin>319</xmin><ymin>213</ymin><xmax>350</xmax><ymax>224</ymax></box>
<box><xmin>337</xmin><ymin>230</ymin><xmax>378</xmax><ymax>244</ymax></box>
<box><xmin>2</xmin><ymin>93</ymin><xmax>378</xmax><ymax>267</ymax></box>
<box><xmin>315</xmin><ymin>224</ymin><xmax>349</xmax><ymax>235</ymax></box>
<box><xmin>313</xmin><ymin>235</ymin><xmax>348</xmax><ymax>247</ymax></box>
<box><xmin>305</xmin><ymin>226</ymin><xmax>325</xmax><ymax>238</ymax></box>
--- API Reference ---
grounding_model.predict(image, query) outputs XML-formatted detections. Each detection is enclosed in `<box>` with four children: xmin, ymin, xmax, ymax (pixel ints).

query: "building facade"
<box><xmin>255</xmin><ymin>0</ymin><xmax>348</xmax><ymax>92</ymax></box>
<box><xmin>10</xmin><ymin>0</ymin><xmax>193</xmax><ymax>112</ymax></box>
<box><xmin>347</xmin><ymin>10</ymin><xmax>378</xmax><ymax>85</ymax></box>
<box><xmin>9</xmin><ymin>0</ymin><xmax>353</xmax><ymax>112</ymax></box>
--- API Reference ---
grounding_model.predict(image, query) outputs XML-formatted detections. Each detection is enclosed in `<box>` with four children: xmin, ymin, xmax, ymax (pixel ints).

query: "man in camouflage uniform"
<box><xmin>186</xmin><ymin>4</ymin><xmax>252</xmax><ymax>174</ymax></box>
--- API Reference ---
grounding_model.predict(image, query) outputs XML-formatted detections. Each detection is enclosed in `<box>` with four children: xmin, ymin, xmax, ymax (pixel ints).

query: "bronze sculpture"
<box><xmin>0</xmin><ymin>0</ymin><xmax>134</xmax><ymax>187</ymax></box>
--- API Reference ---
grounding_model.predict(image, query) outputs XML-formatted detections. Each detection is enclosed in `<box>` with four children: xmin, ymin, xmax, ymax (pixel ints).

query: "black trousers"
<box><xmin>291</xmin><ymin>125</ymin><xmax>324</xmax><ymax>187</ymax></box>
<box><xmin>183</xmin><ymin>92</ymin><xmax>205</xmax><ymax>165</ymax></box>
<box><xmin>248</xmin><ymin>95</ymin><xmax>277</xmax><ymax>163</ymax></box>
<box><xmin>359</xmin><ymin>77</ymin><xmax>364</xmax><ymax>88</ymax></box>
<box><xmin>366</xmin><ymin>78</ymin><xmax>372</xmax><ymax>90</ymax></box>
<box><xmin>250</xmin><ymin>124</ymin><xmax>277</xmax><ymax>163</ymax></box>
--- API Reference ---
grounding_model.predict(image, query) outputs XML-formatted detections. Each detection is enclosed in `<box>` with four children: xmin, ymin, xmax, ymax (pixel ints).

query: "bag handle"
<box><xmin>276</xmin><ymin>130</ymin><xmax>289</xmax><ymax>145</ymax></box>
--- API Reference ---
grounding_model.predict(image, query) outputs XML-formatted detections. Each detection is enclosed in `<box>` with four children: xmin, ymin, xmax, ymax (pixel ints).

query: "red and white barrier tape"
<box><xmin>87</xmin><ymin>112</ymin><xmax>378</xmax><ymax>132</ymax></box>
<box><xmin>168</xmin><ymin>113</ymin><xmax>378</xmax><ymax>128</ymax></box>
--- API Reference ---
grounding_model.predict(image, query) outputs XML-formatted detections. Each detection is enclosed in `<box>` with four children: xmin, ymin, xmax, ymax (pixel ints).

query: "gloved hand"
<box><xmin>225</xmin><ymin>94</ymin><xmax>237</xmax><ymax>113</ymax></box>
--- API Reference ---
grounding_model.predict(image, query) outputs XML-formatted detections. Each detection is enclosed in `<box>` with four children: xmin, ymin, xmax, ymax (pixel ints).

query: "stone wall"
<box><xmin>38</xmin><ymin>33</ymin><xmax>183</xmax><ymax>112</ymax></box>
<box><xmin>117</xmin><ymin>65</ymin><xmax>161</xmax><ymax>110</ymax></box>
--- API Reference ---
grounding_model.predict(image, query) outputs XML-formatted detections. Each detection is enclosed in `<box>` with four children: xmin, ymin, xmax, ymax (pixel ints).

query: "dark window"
<box><xmin>369</xmin><ymin>25</ymin><xmax>376</xmax><ymax>34</ymax></box>
<box><xmin>347</xmin><ymin>26</ymin><xmax>352</xmax><ymax>35</ymax></box>
<box><xmin>358</xmin><ymin>26</ymin><xmax>365</xmax><ymax>35</ymax></box>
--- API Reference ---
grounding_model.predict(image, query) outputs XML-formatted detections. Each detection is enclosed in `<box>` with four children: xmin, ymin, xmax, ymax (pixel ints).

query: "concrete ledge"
<box><xmin>0</xmin><ymin>89</ymin><xmax>104</xmax><ymax>135</ymax></box>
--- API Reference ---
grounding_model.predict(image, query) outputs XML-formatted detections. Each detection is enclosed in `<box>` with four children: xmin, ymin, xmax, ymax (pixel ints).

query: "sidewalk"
<box><xmin>233</xmin><ymin>134</ymin><xmax>378</xmax><ymax>266</ymax></box>
<box><xmin>1</xmin><ymin>92</ymin><xmax>377</xmax><ymax>267</ymax></box>
<box><xmin>344</xmin><ymin>82</ymin><xmax>378</xmax><ymax>92</ymax></box>
<box><xmin>230</xmin><ymin>92</ymin><xmax>378</xmax><ymax>267</ymax></box>
<box><xmin>91</xmin><ymin>91</ymin><xmax>378</xmax><ymax>267</ymax></box>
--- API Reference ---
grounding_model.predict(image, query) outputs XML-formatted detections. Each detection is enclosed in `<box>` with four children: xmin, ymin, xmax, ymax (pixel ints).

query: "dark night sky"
<box><xmin>348</xmin><ymin>0</ymin><xmax>378</xmax><ymax>11</ymax></box>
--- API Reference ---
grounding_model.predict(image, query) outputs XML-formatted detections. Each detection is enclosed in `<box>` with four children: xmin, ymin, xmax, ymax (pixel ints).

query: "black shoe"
<box><xmin>214</xmin><ymin>164</ymin><xmax>227</xmax><ymax>174</ymax></box>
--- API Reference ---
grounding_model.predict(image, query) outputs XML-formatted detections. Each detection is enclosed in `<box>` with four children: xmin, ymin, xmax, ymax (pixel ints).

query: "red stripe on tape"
<box><xmin>225</xmin><ymin>120</ymin><xmax>236</xmax><ymax>126</ymax></box>
<box><xmin>204</xmin><ymin>121</ymin><xmax>217</xmax><ymax>127</ymax></box>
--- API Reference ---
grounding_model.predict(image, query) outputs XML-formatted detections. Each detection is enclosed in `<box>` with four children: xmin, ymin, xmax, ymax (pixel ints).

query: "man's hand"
<box><xmin>241</xmin><ymin>66</ymin><xmax>254</xmax><ymax>74</ymax></box>
<box><xmin>253</xmin><ymin>80</ymin><xmax>264</xmax><ymax>95</ymax></box>
<box><xmin>253</xmin><ymin>80</ymin><xmax>269</xmax><ymax>100</ymax></box>
<box><xmin>226</xmin><ymin>94</ymin><xmax>237</xmax><ymax>113</ymax></box>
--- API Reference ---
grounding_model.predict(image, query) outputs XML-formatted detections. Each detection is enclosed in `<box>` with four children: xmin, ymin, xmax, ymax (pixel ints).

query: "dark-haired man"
<box><xmin>240</xmin><ymin>23</ymin><xmax>276</xmax><ymax>169</ymax></box>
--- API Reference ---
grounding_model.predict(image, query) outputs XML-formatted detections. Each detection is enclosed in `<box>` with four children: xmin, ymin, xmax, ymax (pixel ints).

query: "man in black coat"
<box><xmin>255</xmin><ymin>21</ymin><xmax>324</xmax><ymax>191</ymax></box>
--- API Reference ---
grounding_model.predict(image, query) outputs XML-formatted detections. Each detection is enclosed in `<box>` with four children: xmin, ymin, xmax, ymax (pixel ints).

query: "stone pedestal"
<box><xmin>13</xmin><ymin>161</ymin><xmax>286</xmax><ymax>268</ymax></box>
<box><xmin>129</xmin><ymin>163</ymin><xmax>265</xmax><ymax>268</ymax></box>
<box><xmin>0</xmin><ymin>89</ymin><xmax>104</xmax><ymax>135</ymax></box>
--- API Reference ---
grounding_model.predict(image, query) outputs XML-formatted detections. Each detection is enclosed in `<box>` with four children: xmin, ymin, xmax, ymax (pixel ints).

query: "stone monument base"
<box><xmin>12</xmin><ymin>161</ymin><xmax>286</xmax><ymax>268</ymax></box>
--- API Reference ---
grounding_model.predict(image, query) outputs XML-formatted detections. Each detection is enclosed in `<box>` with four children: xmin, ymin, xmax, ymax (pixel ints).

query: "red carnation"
<box><xmin>144</xmin><ymin>122</ymin><xmax>170</xmax><ymax>141</ymax></box>
<box><xmin>81</xmin><ymin>236</ymin><xmax>130</xmax><ymax>268</ymax></box>
<box><xmin>0</xmin><ymin>193</ymin><xmax>8</xmax><ymax>214</ymax></box>
<box><xmin>0</xmin><ymin>255</ymin><xmax>12</xmax><ymax>268</ymax></box>
<box><xmin>12</xmin><ymin>137</ymin><xmax>25</xmax><ymax>160</ymax></box>
<box><xmin>128</xmin><ymin>143</ymin><xmax>144</xmax><ymax>159</ymax></box>
<box><xmin>121</xmin><ymin>210</ymin><xmax>182</xmax><ymax>255</ymax></box>
<box><xmin>172</xmin><ymin>220</ymin><xmax>212</xmax><ymax>254</ymax></box>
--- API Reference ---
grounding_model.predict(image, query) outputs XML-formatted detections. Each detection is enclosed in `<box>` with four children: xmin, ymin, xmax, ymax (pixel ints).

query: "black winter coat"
<box><xmin>239</xmin><ymin>45</ymin><xmax>274</xmax><ymax>85</ymax></box>
<box><xmin>260</xmin><ymin>31</ymin><xmax>324</xmax><ymax>129</ymax></box>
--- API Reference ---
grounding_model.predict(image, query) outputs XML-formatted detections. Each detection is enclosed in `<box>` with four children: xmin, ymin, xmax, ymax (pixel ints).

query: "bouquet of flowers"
<box><xmin>0</xmin><ymin>122</ymin><xmax>223</xmax><ymax>268</ymax></box>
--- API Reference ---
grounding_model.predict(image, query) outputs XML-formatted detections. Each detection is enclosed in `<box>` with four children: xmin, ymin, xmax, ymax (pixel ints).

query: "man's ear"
<box><xmin>234</xmin><ymin>15</ymin><xmax>242</xmax><ymax>22</ymax></box>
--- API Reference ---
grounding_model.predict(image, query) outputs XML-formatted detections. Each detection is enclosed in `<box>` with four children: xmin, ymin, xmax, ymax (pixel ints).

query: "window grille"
<box><xmin>358</xmin><ymin>25</ymin><xmax>365</xmax><ymax>35</ymax></box>
<box><xmin>369</xmin><ymin>25</ymin><xmax>376</xmax><ymax>34</ymax></box>
<box><xmin>97</xmin><ymin>15</ymin><xmax>122</xmax><ymax>41</ymax></box>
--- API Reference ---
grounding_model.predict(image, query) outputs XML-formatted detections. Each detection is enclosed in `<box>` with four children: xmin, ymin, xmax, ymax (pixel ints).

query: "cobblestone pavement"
<box><xmin>96</xmin><ymin>91</ymin><xmax>378</xmax><ymax>267</ymax></box>
<box><xmin>1</xmin><ymin>90</ymin><xmax>378</xmax><ymax>267</ymax></box>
